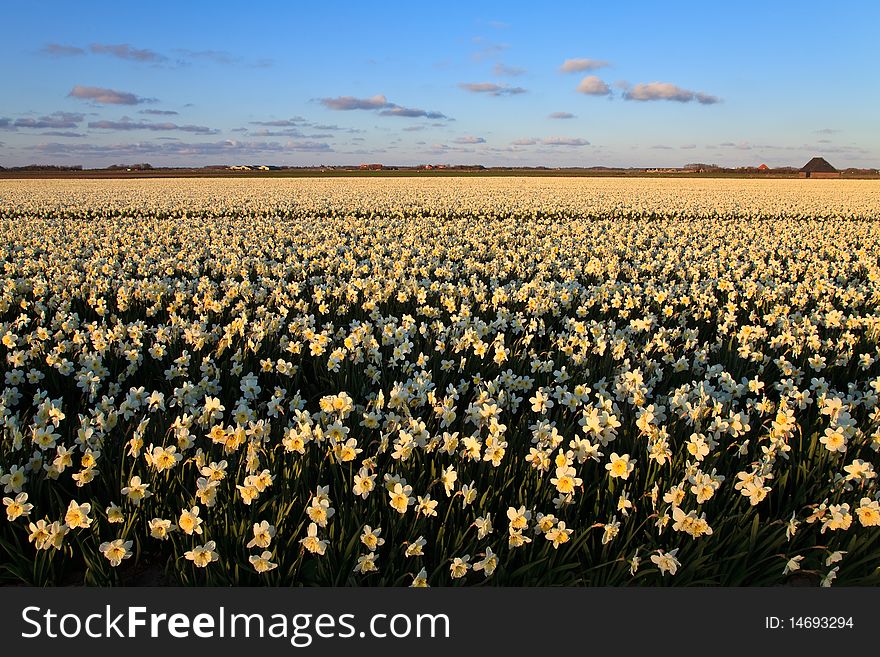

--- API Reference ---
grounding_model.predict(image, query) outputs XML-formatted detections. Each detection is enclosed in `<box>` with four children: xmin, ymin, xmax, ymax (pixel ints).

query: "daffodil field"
<box><xmin>2</xmin><ymin>177</ymin><xmax>880</xmax><ymax>586</ymax></box>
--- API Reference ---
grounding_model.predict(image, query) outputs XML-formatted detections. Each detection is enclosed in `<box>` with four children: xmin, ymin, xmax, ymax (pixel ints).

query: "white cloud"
<box><xmin>89</xmin><ymin>43</ymin><xmax>166</xmax><ymax>63</ymax></box>
<box><xmin>511</xmin><ymin>137</ymin><xmax>589</xmax><ymax>147</ymax></box>
<box><xmin>576</xmin><ymin>76</ymin><xmax>611</xmax><ymax>96</ymax></box>
<box><xmin>320</xmin><ymin>95</ymin><xmax>390</xmax><ymax>110</ymax></box>
<box><xmin>453</xmin><ymin>135</ymin><xmax>486</xmax><ymax>144</ymax></box>
<box><xmin>320</xmin><ymin>95</ymin><xmax>448</xmax><ymax>119</ymax></box>
<box><xmin>493</xmin><ymin>63</ymin><xmax>525</xmax><ymax>76</ymax></box>
<box><xmin>542</xmin><ymin>136</ymin><xmax>590</xmax><ymax>146</ymax></box>
<box><xmin>560</xmin><ymin>58</ymin><xmax>609</xmax><ymax>73</ymax></box>
<box><xmin>623</xmin><ymin>82</ymin><xmax>720</xmax><ymax>104</ymax></box>
<box><xmin>459</xmin><ymin>82</ymin><xmax>527</xmax><ymax>96</ymax></box>
<box><xmin>68</xmin><ymin>86</ymin><xmax>151</xmax><ymax>105</ymax></box>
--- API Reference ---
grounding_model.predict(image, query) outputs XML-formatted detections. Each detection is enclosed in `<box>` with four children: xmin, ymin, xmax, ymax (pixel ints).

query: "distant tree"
<box><xmin>12</xmin><ymin>164</ymin><xmax>82</xmax><ymax>171</ymax></box>
<box><xmin>683</xmin><ymin>163</ymin><xmax>720</xmax><ymax>171</ymax></box>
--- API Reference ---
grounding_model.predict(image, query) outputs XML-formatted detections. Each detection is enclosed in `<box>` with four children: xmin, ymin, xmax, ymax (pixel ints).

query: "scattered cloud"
<box><xmin>87</xmin><ymin>118</ymin><xmax>218</xmax><ymax>134</ymax></box>
<box><xmin>10</xmin><ymin>112</ymin><xmax>84</xmax><ymax>129</ymax></box>
<box><xmin>36</xmin><ymin>138</ymin><xmax>331</xmax><ymax>157</ymax></box>
<box><xmin>459</xmin><ymin>82</ymin><xmax>527</xmax><ymax>96</ymax></box>
<box><xmin>542</xmin><ymin>136</ymin><xmax>590</xmax><ymax>147</ymax></box>
<box><xmin>250</xmin><ymin>117</ymin><xmax>307</xmax><ymax>127</ymax></box>
<box><xmin>453</xmin><ymin>135</ymin><xmax>486</xmax><ymax>144</ymax></box>
<box><xmin>319</xmin><ymin>95</ymin><xmax>448</xmax><ymax>119</ymax></box>
<box><xmin>700</xmin><ymin>143</ymin><xmax>867</xmax><ymax>158</ymax></box>
<box><xmin>336</xmin><ymin>147</ymin><xmax>388</xmax><ymax>155</ymax></box>
<box><xmin>511</xmin><ymin>136</ymin><xmax>589</xmax><ymax>147</ymax></box>
<box><xmin>42</xmin><ymin>44</ymin><xmax>269</xmax><ymax>69</ymax></box>
<box><xmin>622</xmin><ymin>82</ymin><xmax>720</xmax><ymax>104</ymax></box>
<box><xmin>68</xmin><ymin>85</ymin><xmax>152</xmax><ymax>105</ymax></box>
<box><xmin>680</xmin><ymin>144</ymin><xmax>697</xmax><ymax>149</ymax></box>
<box><xmin>249</xmin><ymin>128</ymin><xmax>332</xmax><ymax>138</ymax></box>
<box><xmin>174</xmin><ymin>49</ymin><xmax>274</xmax><ymax>68</ymax></box>
<box><xmin>576</xmin><ymin>76</ymin><xmax>611</xmax><ymax>96</ymax></box>
<box><xmin>320</xmin><ymin>95</ymin><xmax>392</xmax><ymax>111</ymax></box>
<box><xmin>548</xmin><ymin>112</ymin><xmax>576</xmax><ymax>119</ymax></box>
<box><xmin>0</xmin><ymin>118</ymin><xmax>10</xmax><ymax>129</ymax></box>
<box><xmin>695</xmin><ymin>92</ymin><xmax>721</xmax><ymax>105</ymax></box>
<box><xmin>279</xmin><ymin>141</ymin><xmax>333</xmax><ymax>152</ymax></box>
<box><xmin>249</xmin><ymin>129</ymin><xmax>295</xmax><ymax>137</ymax></box>
<box><xmin>379</xmin><ymin>106</ymin><xmax>447</xmax><ymax>119</ymax></box>
<box><xmin>140</xmin><ymin>109</ymin><xmax>179</xmax><ymax>116</ymax></box>
<box><xmin>471</xmin><ymin>37</ymin><xmax>509</xmax><ymax>61</ymax></box>
<box><xmin>427</xmin><ymin>142</ymin><xmax>478</xmax><ymax>153</ymax></box>
<box><xmin>41</xmin><ymin>43</ymin><xmax>85</xmax><ymax>56</ymax></box>
<box><xmin>89</xmin><ymin>43</ymin><xmax>166</xmax><ymax>63</ymax></box>
<box><xmin>173</xmin><ymin>49</ymin><xmax>239</xmax><ymax>65</ymax></box>
<box><xmin>651</xmin><ymin>144</ymin><xmax>673</xmax><ymax>149</ymax></box>
<box><xmin>493</xmin><ymin>63</ymin><xmax>525</xmax><ymax>77</ymax></box>
<box><xmin>560</xmin><ymin>58</ymin><xmax>609</xmax><ymax>73</ymax></box>
<box><xmin>815</xmin><ymin>128</ymin><xmax>839</xmax><ymax>135</ymax></box>
<box><xmin>808</xmin><ymin>144</ymin><xmax>868</xmax><ymax>155</ymax></box>
<box><xmin>244</xmin><ymin>118</ymin><xmax>358</xmax><ymax>136</ymax></box>
<box><xmin>41</xmin><ymin>131</ymin><xmax>85</xmax><ymax>137</ymax></box>
<box><xmin>41</xmin><ymin>42</ymin><xmax>165</xmax><ymax>63</ymax></box>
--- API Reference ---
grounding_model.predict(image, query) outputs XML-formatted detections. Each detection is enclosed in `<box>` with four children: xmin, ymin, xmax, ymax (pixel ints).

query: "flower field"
<box><xmin>2</xmin><ymin>177</ymin><xmax>880</xmax><ymax>586</ymax></box>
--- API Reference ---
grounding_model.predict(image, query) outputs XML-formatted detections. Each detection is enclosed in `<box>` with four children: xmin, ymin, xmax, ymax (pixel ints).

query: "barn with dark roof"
<box><xmin>799</xmin><ymin>157</ymin><xmax>839</xmax><ymax>178</ymax></box>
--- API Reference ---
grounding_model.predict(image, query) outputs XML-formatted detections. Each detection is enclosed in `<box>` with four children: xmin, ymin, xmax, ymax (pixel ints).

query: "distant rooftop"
<box><xmin>800</xmin><ymin>157</ymin><xmax>837</xmax><ymax>173</ymax></box>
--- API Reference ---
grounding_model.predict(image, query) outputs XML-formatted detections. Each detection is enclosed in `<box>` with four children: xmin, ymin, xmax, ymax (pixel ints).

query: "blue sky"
<box><xmin>1</xmin><ymin>1</ymin><xmax>877</xmax><ymax>168</ymax></box>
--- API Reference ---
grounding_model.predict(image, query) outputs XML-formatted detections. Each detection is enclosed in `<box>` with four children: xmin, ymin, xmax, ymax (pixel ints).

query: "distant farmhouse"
<box><xmin>757</xmin><ymin>163</ymin><xmax>769</xmax><ymax>171</ymax></box>
<box><xmin>800</xmin><ymin>157</ymin><xmax>839</xmax><ymax>179</ymax></box>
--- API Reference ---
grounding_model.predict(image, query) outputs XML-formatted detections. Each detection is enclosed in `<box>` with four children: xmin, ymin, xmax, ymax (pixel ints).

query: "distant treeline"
<box><xmin>684</xmin><ymin>164</ymin><xmax>878</xmax><ymax>175</ymax></box>
<box><xmin>106</xmin><ymin>163</ymin><xmax>154</xmax><ymax>170</ymax></box>
<box><xmin>0</xmin><ymin>164</ymin><xmax>83</xmax><ymax>171</ymax></box>
<box><xmin>2</xmin><ymin>163</ymin><xmax>877</xmax><ymax>177</ymax></box>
